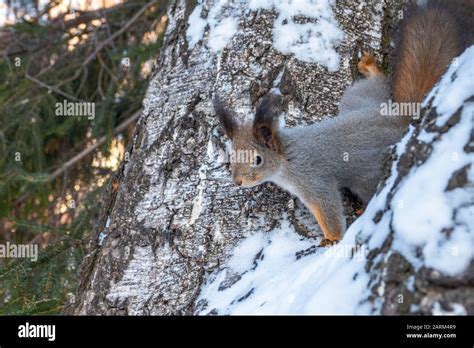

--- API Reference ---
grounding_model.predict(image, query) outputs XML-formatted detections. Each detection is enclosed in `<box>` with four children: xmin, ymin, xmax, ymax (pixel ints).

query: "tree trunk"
<box><xmin>65</xmin><ymin>0</ymin><xmax>473</xmax><ymax>315</ymax></box>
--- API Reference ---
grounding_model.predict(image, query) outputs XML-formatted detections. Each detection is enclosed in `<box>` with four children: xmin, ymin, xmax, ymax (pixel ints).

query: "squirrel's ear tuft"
<box><xmin>214</xmin><ymin>96</ymin><xmax>237</xmax><ymax>139</ymax></box>
<box><xmin>253</xmin><ymin>94</ymin><xmax>283</xmax><ymax>152</ymax></box>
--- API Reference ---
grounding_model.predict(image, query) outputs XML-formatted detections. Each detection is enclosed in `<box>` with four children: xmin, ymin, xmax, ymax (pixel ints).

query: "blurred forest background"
<box><xmin>0</xmin><ymin>0</ymin><xmax>167</xmax><ymax>314</ymax></box>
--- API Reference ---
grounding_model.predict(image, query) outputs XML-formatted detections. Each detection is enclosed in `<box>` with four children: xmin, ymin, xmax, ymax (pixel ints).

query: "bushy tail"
<box><xmin>392</xmin><ymin>1</ymin><xmax>468</xmax><ymax>103</ymax></box>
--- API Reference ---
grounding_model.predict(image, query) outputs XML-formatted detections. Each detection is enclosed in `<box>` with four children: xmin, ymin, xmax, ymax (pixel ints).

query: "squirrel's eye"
<box><xmin>254</xmin><ymin>155</ymin><xmax>263</xmax><ymax>167</ymax></box>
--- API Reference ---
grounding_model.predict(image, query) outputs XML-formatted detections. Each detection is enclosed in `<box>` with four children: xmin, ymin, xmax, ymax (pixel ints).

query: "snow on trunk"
<box><xmin>65</xmin><ymin>1</ymin><xmax>473</xmax><ymax>316</ymax></box>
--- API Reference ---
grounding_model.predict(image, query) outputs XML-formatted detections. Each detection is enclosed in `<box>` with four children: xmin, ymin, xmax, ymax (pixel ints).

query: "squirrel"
<box><xmin>214</xmin><ymin>1</ymin><xmax>469</xmax><ymax>246</ymax></box>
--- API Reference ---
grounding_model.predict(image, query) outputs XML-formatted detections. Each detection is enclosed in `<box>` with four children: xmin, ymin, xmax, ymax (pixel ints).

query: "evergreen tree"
<box><xmin>0</xmin><ymin>0</ymin><xmax>167</xmax><ymax>314</ymax></box>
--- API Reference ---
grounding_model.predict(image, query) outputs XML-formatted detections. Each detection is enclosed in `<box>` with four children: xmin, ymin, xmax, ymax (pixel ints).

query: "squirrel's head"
<box><xmin>214</xmin><ymin>94</ymin><xmax>285</xmax><ymax>188</ymax></box>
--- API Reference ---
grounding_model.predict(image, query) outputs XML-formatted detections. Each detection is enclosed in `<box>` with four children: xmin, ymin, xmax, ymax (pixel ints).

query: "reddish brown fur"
<box><xmin>308</xmin><ymin>202</ymin><xmax>342</xmax><ymax>243</ymax></box>
<box><xmin>393</xmin><ymin>7</ymin><xmax>464</xmax><ymax>104</ymax></box>
<box><xmin>357</xmin><ymin>52</ymin><xmax>383</xmax><ymax>78</ymax></box>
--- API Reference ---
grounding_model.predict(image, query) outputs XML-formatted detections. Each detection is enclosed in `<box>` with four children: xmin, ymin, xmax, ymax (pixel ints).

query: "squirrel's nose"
<box><xmin>234</xmin><ymin>178</ymin><xmax>242</xmax><ymax>186</ymax></box>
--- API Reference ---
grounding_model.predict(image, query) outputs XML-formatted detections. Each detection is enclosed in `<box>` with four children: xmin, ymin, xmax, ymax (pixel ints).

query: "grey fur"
<box><xmin>272</xmin><ymin>76</ymin><xmax>406</xmax><ymax>237</ymax></box>
<box><xmin>278</xmin><ymin>76</ymin><xmax>404</xmax><ymax>202</ymax></box>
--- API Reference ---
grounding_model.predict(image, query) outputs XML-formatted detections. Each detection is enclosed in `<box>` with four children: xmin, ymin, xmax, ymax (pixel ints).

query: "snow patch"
<box><xmin>187</xmin><ymin>4</ymin><xmax>207</xmax><ymax>49</ymax></box>
<box><xmin>187</xmin><ymin>0</ymin><xmax>240</xmax><ymax>52</ymax></box>
<box><xmin>209</xmin><ymin>17</ymin><xmax>239</xmax><ymax>52</ymax></box>
<box><xmin>249</xmin><ymin>0</ymin><xmax>344</xmax><ymax>71</ymax></box>
<box><xmin>432</xmin><ymin>302</ymin><xmax>467</xmax><ymax>316</ymax></box>
<box><xmin>197</xmin><ymin>219</ymin><xmax>371</xmax><ymax>314</ymax></box>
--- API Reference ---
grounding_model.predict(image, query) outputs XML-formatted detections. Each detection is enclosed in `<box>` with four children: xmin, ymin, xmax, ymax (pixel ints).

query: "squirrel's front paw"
<box><xmin>318</xmin><ymin>238</ymin><xmax>339</xmax><ymax>247</ymax></box>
